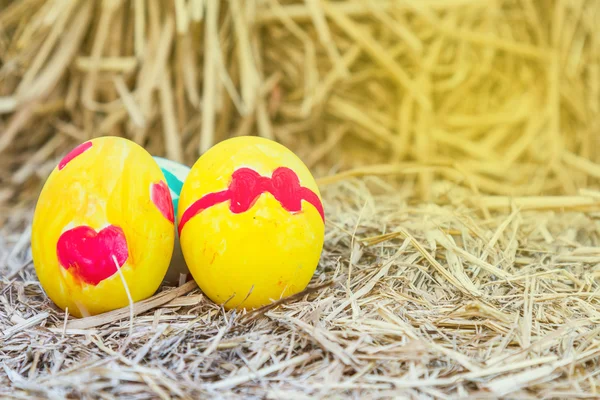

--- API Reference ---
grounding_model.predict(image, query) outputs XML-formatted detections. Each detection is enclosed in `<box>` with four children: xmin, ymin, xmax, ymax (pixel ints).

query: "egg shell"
<box><xmin>153</xmin><ymin>156</ymin><xmax>191</xmax><ymax>284</ymax></box>
<box><xmin>178</xmin><ymin>136</ymin><xmax>325</xmax><ymax>310</ymax></box>
<box><xmin>31</xmin><ymin>136</ymin><xmax>175</xmax><ymax>317</ymax></box>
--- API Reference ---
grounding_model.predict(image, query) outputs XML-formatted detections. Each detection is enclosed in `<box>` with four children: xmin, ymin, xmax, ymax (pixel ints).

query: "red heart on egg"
<box><xmin>56</xmin><ymin>225</ymin><xmax>129</xmax><ymax>285</ymax></box>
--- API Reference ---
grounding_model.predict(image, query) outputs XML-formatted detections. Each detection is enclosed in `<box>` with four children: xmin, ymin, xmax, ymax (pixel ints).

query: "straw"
<box><xmin>2</xmin><ymin>174</ymin><xmax>600</xmax><ymax>396</ymax></box>
<box><xmin>2</xmin><ymin>0</ymin><xmax>600</xmax><ymax>397</ymax></box>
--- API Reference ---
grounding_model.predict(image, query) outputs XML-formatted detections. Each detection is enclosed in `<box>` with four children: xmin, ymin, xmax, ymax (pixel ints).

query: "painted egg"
<box><xmin>178</xmin><ymin>136</ymin><xmax>325</xmax><ymax>310</ymax></box>
<box><xmin>153</xmin><ymin>156</ymin><xmax>190</xmax><ymax>219</ymax></box>
<box><xmin>31</xmin><ymin>136</ymin><xmax>175</xmax><ymax>317</ymax></box>
<box><xmin>153</xmin><ymin>156</ymin><xmax>191</xmax><ymax>284</ymax></box>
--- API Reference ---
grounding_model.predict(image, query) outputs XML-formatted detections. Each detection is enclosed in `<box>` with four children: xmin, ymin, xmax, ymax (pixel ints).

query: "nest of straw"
<box><xmin>2</xmin><ymin>0</ymin><xmax>600</xmax><ymax>398</ymax></box>
<box><xmin>3</xmin><ymin>180</ymin><xmax>600</xmax><ymax>398</ymax></box>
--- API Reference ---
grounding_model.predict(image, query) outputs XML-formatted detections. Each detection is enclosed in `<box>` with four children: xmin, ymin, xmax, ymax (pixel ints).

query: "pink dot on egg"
<box><xmin>151</xmin><ymin>181</ymin><xmax>174</xmax><ymax>224</ymax></box>
<box><xmin>58</xmin><ymin>141</ymin><xmax>93</xmax><ymax>170</ymax></box>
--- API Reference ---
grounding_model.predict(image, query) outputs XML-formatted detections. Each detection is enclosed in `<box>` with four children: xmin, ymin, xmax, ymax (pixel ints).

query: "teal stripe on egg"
<box><xmin>153</xmin><ymin>157</ymin><xmax>191</xmax><ymax>221</ymax></box>
<box><xmin>160</xmin><ymin>168</ymin><xmax>184</xmax><ymax>194</ymax></box>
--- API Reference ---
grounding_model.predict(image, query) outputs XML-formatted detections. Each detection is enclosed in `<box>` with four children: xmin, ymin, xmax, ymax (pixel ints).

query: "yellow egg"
<box><xmin>178</xmin><ymin>136</ymin><xmax>325</xmax><ymax>310</ymax></box>
<box><xmin>31</xmin><ymin>136</ymin><xmax>175</xmax><ymax>317</ymax></box>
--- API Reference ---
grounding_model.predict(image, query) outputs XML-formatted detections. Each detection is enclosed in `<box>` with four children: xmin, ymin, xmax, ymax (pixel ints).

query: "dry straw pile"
<box><xmin>2</xmin><ymin>0</ymin><xmax>600</xmax><ymax>398</ymax></box>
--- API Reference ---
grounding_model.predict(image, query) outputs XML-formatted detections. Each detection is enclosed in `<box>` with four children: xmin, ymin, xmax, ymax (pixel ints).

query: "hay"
<box><xmin>3</xmin><ymin>179</ymin><xmax>600</xmax><ymax>398</ymax></box>
<box><xmin>2</xmin><ymin>0</ymin><xmax>600</xmax><ymax>397</ymax></box>
<box><xmin>0</xmin><ymin>0</ymin><xmax>599</xmax><ymax>216</ymax></box>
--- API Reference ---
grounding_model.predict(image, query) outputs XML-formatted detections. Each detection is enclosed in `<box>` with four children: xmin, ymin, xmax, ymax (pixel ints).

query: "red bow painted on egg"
<box><xmin>179</xmin><ymin>167</ymin><xmax>325</xmax><ymax>235</ymax></box>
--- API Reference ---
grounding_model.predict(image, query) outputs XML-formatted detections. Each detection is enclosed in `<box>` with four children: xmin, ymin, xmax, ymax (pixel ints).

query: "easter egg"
<box><xmin>31</xmin><ymin>136</ymin><xmax>175</xmax><ymax>317</ymax></box>
<box><xmin>153</xmin><ymin>156</ymin><xmax>191</xmax><ymax>284</ymax></box>
<box><xmin>178</xmin><ymin>136</ymin><xmax>325</xmax><ymax>310</ymax></box>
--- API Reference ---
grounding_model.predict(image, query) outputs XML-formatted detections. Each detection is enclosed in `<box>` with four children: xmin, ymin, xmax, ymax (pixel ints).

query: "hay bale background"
<box><xmin>1</xmin><ymin>0</ymin><xmax>599</xmax><ymax>219</ymax></box>
<box><xmin>2</xmin><ymin>0</ymin><xmax>600</xmax><ymax>397</ymax></box>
